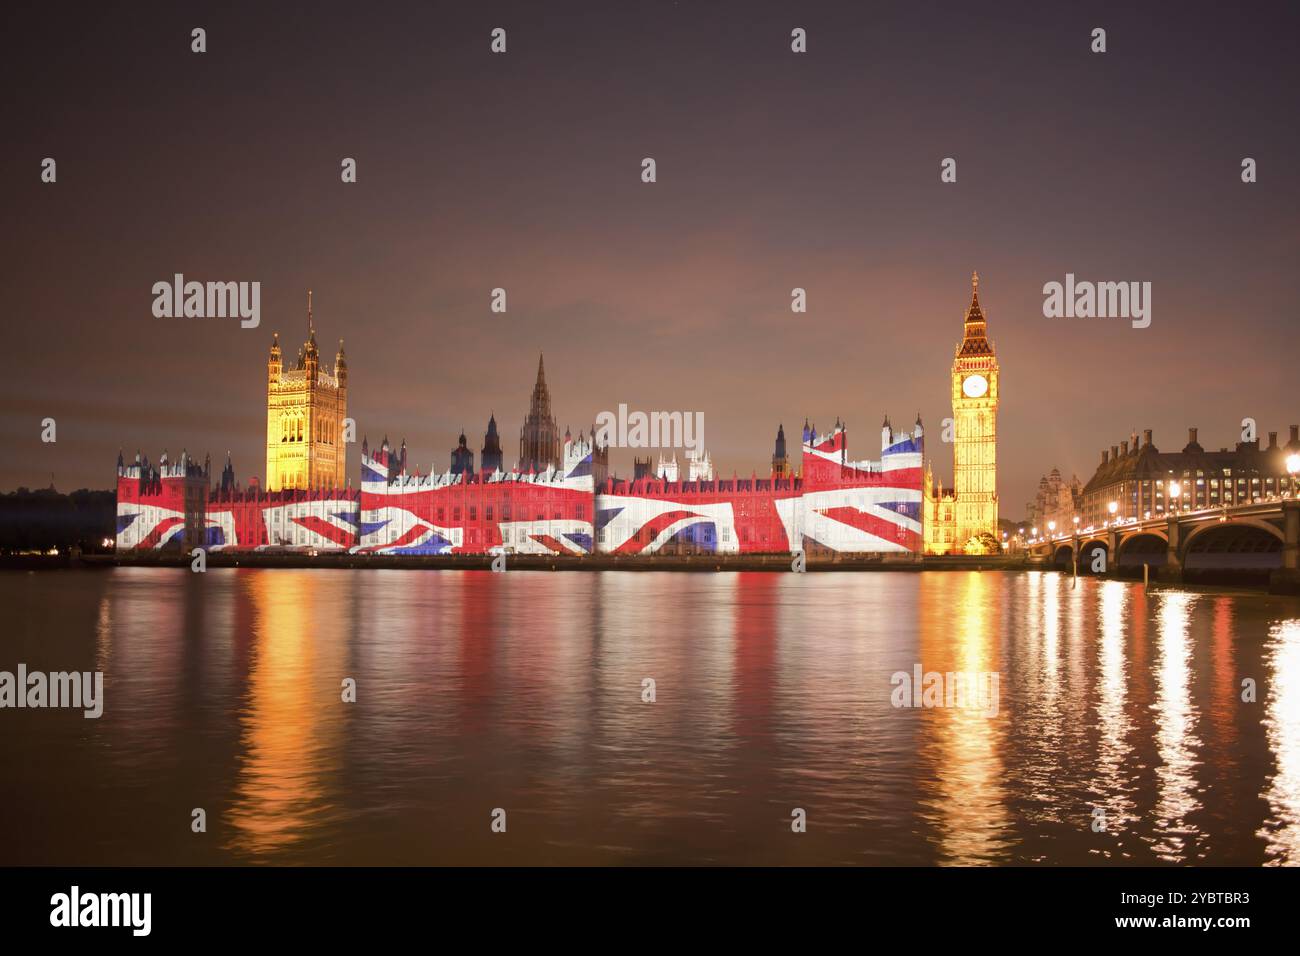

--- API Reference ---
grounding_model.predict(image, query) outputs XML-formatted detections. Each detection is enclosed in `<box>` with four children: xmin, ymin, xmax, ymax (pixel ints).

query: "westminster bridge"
<box><xmin>1025</xmin><ymin>498</ymin><xmax>1300</xmax><ymax>592</ymax></box>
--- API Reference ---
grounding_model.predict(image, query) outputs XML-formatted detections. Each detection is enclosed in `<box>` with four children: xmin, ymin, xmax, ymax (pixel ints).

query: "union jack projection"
<box><xmin>353</xmin><ymin>436</ymin><xmax>596</xmax><ymax>555</ymax></box>
<box><xmin>116</xmin><ymin>420</ymin><xmax>924</xmax><ymax>556</ymax></box>
<box><xmin>595</xmin><ymin>421</ymin><xmax>923</xmax><ymax>555</ymax></box>
<box><xmin>117</xmin><ymin>451</ymin><xmax>360</xmax><ymax>552</ymax></box>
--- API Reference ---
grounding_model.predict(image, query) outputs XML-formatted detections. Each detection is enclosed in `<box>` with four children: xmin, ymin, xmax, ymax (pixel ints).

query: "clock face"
<box><xmin>962</xmin><ymin>374</ymin><xmax>989</xmax><ymax>398</ymax></box>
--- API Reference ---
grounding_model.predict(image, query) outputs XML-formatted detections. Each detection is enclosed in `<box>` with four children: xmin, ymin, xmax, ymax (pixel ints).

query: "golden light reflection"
<box><xmin>921</xmin><ymin>572</ymin><xmax>1009</xmax><ymax>864</ymax></box>
<box><xmin>1259</xmin><ymin>618</ymin><xmax>1300</xmax><ymax>864</ymax></box>
<box><xmin>1151</xmin><ymin>591</ymin><xmax>1203</xmax><ymax>862</ymax></box>
<box><xmin>1092</xmin><ymin>580</ymin><xmax>1134</xmax><ymax>851</ymax></box>
<box><xmin>225</xmin><ymin>571</ymin><xmax>346</xmax><ymax>857</ymax></box>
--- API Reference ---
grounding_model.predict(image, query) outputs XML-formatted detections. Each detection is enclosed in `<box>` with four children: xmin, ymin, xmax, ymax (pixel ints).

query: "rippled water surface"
<box><xmin>3</xmin><ymin>568</ymin><xmax>1299</xmax><ymax>865</ymax></box>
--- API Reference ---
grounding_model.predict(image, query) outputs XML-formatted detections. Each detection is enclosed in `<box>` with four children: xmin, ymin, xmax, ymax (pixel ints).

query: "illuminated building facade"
<box><xmin>1081</xmin><ymin>425</ymin><xmax>1300</xmax><ymax>525</ymax></box>
<box><xmin>265</xmin><ymin>292</ymin><xmax>348</xmax><ymax>491</ymax></box>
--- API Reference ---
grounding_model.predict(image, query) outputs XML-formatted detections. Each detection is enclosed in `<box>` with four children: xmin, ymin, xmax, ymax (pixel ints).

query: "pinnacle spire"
<box><xmin>307</xmin><ymin>289</ymin><xmax>314</xmax><ymax>333</ymax></box>
<box><xmin>958</xmin><ymin>271</ymin><xmax>993</xmax><ymax>356</ymax></box>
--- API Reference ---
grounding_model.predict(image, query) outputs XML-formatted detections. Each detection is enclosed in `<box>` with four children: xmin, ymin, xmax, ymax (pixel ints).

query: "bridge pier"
<box><xmin>1270</xmin><ymin>500</ymin><xmax>1300</xmax><ymax>594</ymax></box>
<box><xmin>1157</xmin><ymin>513</ymin><xmax>1184</xmax><ymax>585</ymax></box>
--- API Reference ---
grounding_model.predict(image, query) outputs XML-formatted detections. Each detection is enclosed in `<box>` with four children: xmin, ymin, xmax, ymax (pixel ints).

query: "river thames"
<box><xmin>2</xmin><ymin>568</ymin><xmax>1299</xmax><ymax>866</ymax></box>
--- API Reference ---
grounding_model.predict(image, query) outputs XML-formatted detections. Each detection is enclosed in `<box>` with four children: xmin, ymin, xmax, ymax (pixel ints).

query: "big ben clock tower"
<box><xmin>950</xmin><ymin>272</ymin><xmax>999</xmax><ymax>551</ymax></box>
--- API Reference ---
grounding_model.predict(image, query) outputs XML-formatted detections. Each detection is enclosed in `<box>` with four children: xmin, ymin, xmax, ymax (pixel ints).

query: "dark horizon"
<box><xmin>3</xmin><ymin>0</ymin><xmax>1297</xmax><ymax>518</ymax></box>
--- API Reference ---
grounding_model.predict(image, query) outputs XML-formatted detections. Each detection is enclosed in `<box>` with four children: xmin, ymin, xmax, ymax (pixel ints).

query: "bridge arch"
<box><xmin>1076</xmin><ymin>539</ymin><xmax>1110</xmax><ymax>574</ymax></box>
<box><xmin>1115</xmin><ymin>530</ymin><xmax>1167</xmax><ymax>567</ymax></box>
<box><xmin>1181</xmin><ymin>518</ymin><xmax>1283</xmax><ymax>569</ymax></box>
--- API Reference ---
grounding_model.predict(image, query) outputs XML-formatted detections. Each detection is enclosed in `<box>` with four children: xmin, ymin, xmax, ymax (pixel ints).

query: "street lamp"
<box><xmin>1107</xmin><ymin>500</ymin><xmax>1118</xmax><ymax>526</ymax></box>
<box><xmin>1169</xmin><ymin>481</ymin><xmax>1181</xmax><ymax>513</ymax></box>
<box><xmin>1287</xmin><ymin>452</ymin><xmax>1300</xmax><ymax>497</ymax></box>
<box><xmin>1048</xmin><ymin>520</ymin><xmax>1056</xmax><ymax>538</ymax></box>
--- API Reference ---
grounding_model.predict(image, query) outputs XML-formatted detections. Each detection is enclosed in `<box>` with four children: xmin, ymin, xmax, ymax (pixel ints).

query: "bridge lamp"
<box><xmin>1287</xmin><ymin>453</ymin><xmax>1300</xmax><ymax>497</ymax></box>
<box><xmin>1048</xmin><ymin>520</ymin><xmax>1056</xmax><ymax>536</ymax></box>
<box><xmin>1168</xmin><ymin>481</ymin><xmax>1181</xmax><ymax>512</ymax></box>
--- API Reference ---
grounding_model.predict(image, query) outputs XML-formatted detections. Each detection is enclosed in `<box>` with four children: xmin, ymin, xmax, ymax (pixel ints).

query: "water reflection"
<box><xmin>1260</xmin><ymin>619</ymin><xmax>1300</xmax><ymax>864</ymax></box>
<box><xmin>930</xmin><ymin>572</ymin><xmax>1008</xmax><ymax>864</ymax></box>
<box><xmin>1092</xmin><ymin>580</ymin><xmax>1134</xmax><ymax>857</ymax></box>
<box><xmin>2</xmin><ymin>568</ymin><xmax>1297</xmax><ymax>864</ymax></box>
<box><xmin>1151</xmin><ymin>592</ymin><xmax>1203</xmax><ymax>862</ymax></box>
<box><xmin>226</xmin><ymin>571</ymin><xmax>347</xmax><ymax>856</ymax></box>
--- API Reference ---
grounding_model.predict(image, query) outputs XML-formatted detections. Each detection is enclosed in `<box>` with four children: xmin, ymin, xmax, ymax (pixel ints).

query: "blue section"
<box><xmin>884</xmin><ymin>436</ymin><xmax>922</xmax><ymax>455</ymax></box>
<box><xmin>115</xmin><ymin>513</ymin><xmax>138</xmax><ymax>534</ymax></box>
<box><xmin>361</xmin><ymin>463</ymin><xmax>387</xmax><ymax>483</ymax></box>
<box><xmin>666</xmin><ymin>521</ymin><xmax>718</xmax><ymax>551</ymax></box>
<box><xmin>563</xmin><ymin>532</ymin><xmax>593</xmax><ymax>554</ymax></box>
<box><xmin>204</xmin><ymin>527</ymin><xmax>226</xmax><ymax>547</ymax></box>
<box><xmin>565</xmin><ymin>454</ymin><xmax>592</xmax><ymax>479</ymax></box>
<box><xmin>332</xmin><ymin>509</ymin><xmax>361</xmax><ymax>528</ymax></box>
<box><xmin>882</xmin><ymin>500</ymin><xmax>921</xmax><ymax>522</ymax></box>
<box><xmin>388</xmin><ymin>533</ymin><xmax>454</xmax><ymax>555</ymax></box>
<box><xmin>158</xmin><ymin>532</ymin><xmax>185</xmax><ymax>551</ymax></box>
<box><xmin>595</xmin><ymin>506</ymin><xmax>624</xmax><ymax>533</ymax></box>
<box><xmin>359</xmin><ymin>518</ymin><xmax>390</xmax><ymax>536</ymax></box>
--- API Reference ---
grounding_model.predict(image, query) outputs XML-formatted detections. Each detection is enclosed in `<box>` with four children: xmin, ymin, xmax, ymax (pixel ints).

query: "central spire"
<box><xmin>308</xmin><ymin>289</ymin><xmax>314</xmax><ymax>333</ymax></box>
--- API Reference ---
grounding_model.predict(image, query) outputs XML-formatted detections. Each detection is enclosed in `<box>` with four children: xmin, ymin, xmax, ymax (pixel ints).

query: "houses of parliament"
<box><xmin>259</xmin><ymin>277</ymin><xmax>1001</xmax><ymax>553</ymax></box>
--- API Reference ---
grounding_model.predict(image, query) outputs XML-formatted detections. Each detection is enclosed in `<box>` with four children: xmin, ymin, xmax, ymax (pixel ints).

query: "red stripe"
<box><xmin>360</xmin><ymin>523</ymin><xmax>435</xmax><ymax>553</ymax></box>
<box><xmin>293</xmin><ymin>515</ymin><xmax>354</xmax><ymax>547</ymax></box>
<box><xmin>615</xmin><ymin>510</ymin><xmax>701</xmax><ymax>554</ymax></box>
<box><xmin>138</xmin><ymin>516</ymin><xmax>186</xmax><ymax>550</ymax></box>
<box><xmin>816</xmin><ymin>507</ymin><xmax>922</xmax><ymax>550</ymax></box>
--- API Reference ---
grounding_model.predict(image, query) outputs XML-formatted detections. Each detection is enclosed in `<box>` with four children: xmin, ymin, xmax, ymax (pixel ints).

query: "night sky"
<box><xmin>3</xmin><ymin>0</ymin><xmax>1297</xmax><ymax>517</ymax></box>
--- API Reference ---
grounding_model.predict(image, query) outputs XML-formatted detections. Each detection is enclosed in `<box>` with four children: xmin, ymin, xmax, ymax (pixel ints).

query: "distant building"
<box><xmin>450</xmin><ymin>430</ymin><xmax>474</xmax><ymax>476</ymax></box>
<box><xmin>686</xmin><ymin>448</ymin><xmax>713</xmax><ymax>481</ymax></box>
<box><xmin>657</xmin><ymin>448</ymin><xmax>713</xmax><ymax>482</ymax></box>
<box><xmin>771</xmin><ymin>424</ymin><xmax>790</xmax><ymax>478</ymax></box>
<box><xmin>481</xmin><ymin>414</ymin><xmax>504</xmax><ymax>474</ymax></box>
<box><xmin>1026</xmin><ymin>467</ymin><xmax>1083</xmax><ymax>532</ymax></box>
<box><xmin>265</xmin><ymin>291</ymin><xmax>348</xmax><ymax>491</ymax></box>
<box><xmin>1081</xmin><ymin>425</ymin><xmax>1300</xmax><ymax>525</ymax></box>
<box><xmin>519</xmin><ymin>354</ymin><xmax>562</xmax><ymax>472</ymax></box>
